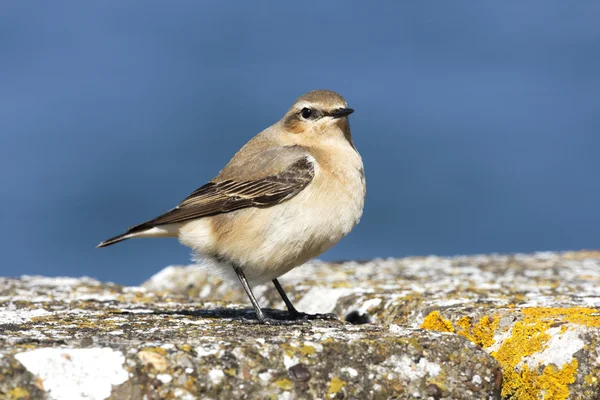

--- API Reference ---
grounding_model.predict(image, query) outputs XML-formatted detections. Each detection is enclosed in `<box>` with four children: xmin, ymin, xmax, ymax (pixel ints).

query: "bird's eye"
<box><xmin>300</xmin><ymin>108</ymin><xmax>313</xmax><ymax>119</ymax></box>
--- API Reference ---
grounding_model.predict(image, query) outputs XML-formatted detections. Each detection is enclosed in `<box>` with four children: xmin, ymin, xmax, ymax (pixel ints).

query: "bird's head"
<box><xmin>280</xmin><ymin>90</ymin><xmax>354</xmax><ymax>145</ymax></box>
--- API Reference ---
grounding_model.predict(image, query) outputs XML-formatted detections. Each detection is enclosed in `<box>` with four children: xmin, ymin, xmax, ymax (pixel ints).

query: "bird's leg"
<box><xmin>272</xmin><ymin>278</ymin><xmax>301</xmax><ymax>318</ymax></box>
<box><xmin>233</xmin><ymin>266</ymin><xmax>306</xmax><ymax>325</ymax></box>
<box><xmin>233</xmin><ymin>265</ymin><xmax>267</xmax><ymax>322</ymax></box>
<box><xmin>272</xmin><ymin>278</ymin><xmax>338</xmax><ymax>321</ymax></box>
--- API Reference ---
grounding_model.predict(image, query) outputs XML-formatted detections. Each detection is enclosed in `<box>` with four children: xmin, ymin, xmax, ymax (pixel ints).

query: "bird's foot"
<box><xmin>263</xmin><ymin>317</ymin><xmax>311</xmax><ymax>326</ymax></box>
<box><xmin>289</xmin><ymin>312</ymin><xmax>339</xmax><ymax>321</ymax></box>
<box><xmin>233</xmin><ymin>314</ymin><xmax>311</xmax><ymax>326</ymax></box>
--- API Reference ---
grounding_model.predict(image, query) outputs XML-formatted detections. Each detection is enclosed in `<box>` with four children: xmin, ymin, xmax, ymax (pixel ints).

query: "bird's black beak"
<box><xmin>329</xmin><ymin>108</ymin><xmax>354</xmax><ymax>118</ymax></box>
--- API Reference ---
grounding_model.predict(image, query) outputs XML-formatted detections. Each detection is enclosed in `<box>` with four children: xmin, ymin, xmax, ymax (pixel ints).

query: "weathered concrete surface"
<box><xmin>2</xmin><ymin>251</ymin><xmax>599</xmax><ymax>399</ymax></box>
<box><xmin>0</xmin><ymin>275</ymin><xmax>501</xmax><ymax>399</ymax></box>
<box><xmin>144</xmin><ymin>251</ymin><xmax>600</xmax><ymax>400</ymax></box>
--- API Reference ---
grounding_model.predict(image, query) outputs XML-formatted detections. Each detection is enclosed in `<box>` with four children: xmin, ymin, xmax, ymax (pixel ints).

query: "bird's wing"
<box><xmin>126</xmin><ymin>156</ymin><xmax>314</xmax><ymax>233</ymax></box>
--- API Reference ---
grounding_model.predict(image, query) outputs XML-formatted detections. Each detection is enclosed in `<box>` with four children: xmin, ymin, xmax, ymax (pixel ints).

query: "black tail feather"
<box><xmin>97</xmin><ymin>232</ymin><xmax>131</xmax><ymax>248</ymax></box>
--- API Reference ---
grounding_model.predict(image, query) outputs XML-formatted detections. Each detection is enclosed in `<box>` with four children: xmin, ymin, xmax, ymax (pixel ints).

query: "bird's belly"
<box><xmin>179</xmin><ymin>167</ymin><xmax>365</xmax><ymax>284</ymax></box>
<box><xmin>260</xmin><ymin>195</ymin><xmax>357</xmax><ymax>267</ymax></box>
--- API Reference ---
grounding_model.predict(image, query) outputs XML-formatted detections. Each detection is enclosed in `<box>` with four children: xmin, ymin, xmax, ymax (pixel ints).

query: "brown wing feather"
<box><xmin>125</xmin><ymin>157</ymin><xmax>314</xmax><ymax>234</ymax></box>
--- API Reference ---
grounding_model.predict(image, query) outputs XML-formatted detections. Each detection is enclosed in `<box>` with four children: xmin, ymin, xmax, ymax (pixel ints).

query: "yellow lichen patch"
<box><xmin>130</xmin><ymin>294</ymin><xmax>155</xmax><ymax>303</ymax></box>
<box><xmin>139</xmin><ymin>346</ymin><xmax>168</xmax><ymax>356</ymax></box>
<box><xmin>420</xmin><ymin>311</ymin><xmax>454</xmax><ymax>333</ymax></box>
<box><xmin>584</xmin><ymin>373</ymin><xmax>598</xmax><ymax>385</ymax></box>
<box><xmin>328</xmin><ymin>377</ymin><xmax>346</xmax><ymax>396</ymax></box>
<box><xmin>9</xmin><ymin>387</ymin><xmax>29</xmax><ymax>399</ymax></box>
<box><xmin>500</xmin><ymin>360</ymin><xmax>578</xmax><ymax>400</ymax></box>
<box><xmin>492</xmin><ymin>319</ymin><xmax>553</xmax><ymax>398</ymax></box>
<box><xmin>279</xmin><ymin>344</ymin><xmax>294</xmax><ymax>358</ymax></box>
<box><xmin>420</xmin><ymin>307</ymin><xmax>598</xmax><ymax>399</ymax></box>
<box><xmin>492</xmin><ymin>307</ymin><xmax>600</xmax><ymax>399</ymax></box>
<box><xmin>455</xmin><ymin>315</ymin><xmax>499</xmax><ymax>348</ymax></box>
<box><xmin>537</xmin><ymin>360</ymin><xmax>578</xmax><ymax>400</ymax></box>
<box><xmin>331</xmin><ymin>281</ymin><xmax>353</xmax><ymax>288</ymax></box>
<box><xmin>300</xmin><ymin>344</ymin><xmax>316</xmax><ymax>356</ymax></box>
<box><xmin>31</xmin><ymin>314</ymin><xmax>119</xmax><ymax>331</ymax></box>
<box><xmin>15</xmin><ymin>343</ymin><xmax>38</xmax><ymax>350</ymax></box>
<box><xmin>224</xmin><ymin>368</ymin><xmax>236</xmax><ymax>377</ymax></box>
<box><xmin>274</xmin><ymin>378</ymin><xmax>293</xmax><ymax>391</ymax></box>
<box><xmin>559</xmin><ymin>325</ymin><xmax>568</xmax><ymax>334</ymax></box>
<box><xmin>521</xmin><ymin>307</ymin><xmax>600</xmax><ymax>328</ymax></box>
<box><xmin>179</xmin><ymin>344</ymin><xmax>192</xmax><ymax>352</ymax></box>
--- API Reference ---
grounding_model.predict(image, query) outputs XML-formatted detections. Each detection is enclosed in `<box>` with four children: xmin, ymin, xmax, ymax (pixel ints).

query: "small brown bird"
<box><xmin>98</xmin><ymin>90</ymin><xmax>366</xmax><ymax>324</ymax></box>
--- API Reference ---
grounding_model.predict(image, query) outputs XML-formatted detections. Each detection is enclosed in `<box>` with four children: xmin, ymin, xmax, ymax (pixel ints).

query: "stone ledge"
<box><xmin>0</xmin><ymin>276</ymin><xmax>499</xmax><ymax>399</ymax></box>
<box><xmin>1</xmin><ymin>251</ymin><xmax>599</xmax><ymax>399</ymax></box>
<box><xmin>143</xmin><ymin>251</ymin><xmax>600</xmax><ymax>399</ymax></box>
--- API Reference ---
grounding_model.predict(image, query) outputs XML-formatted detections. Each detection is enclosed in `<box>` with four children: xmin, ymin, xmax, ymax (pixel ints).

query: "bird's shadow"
<box><xmin>115</xmin><ymin>307</ymin><xmax>292</xmax><ymax>322</ymax></box>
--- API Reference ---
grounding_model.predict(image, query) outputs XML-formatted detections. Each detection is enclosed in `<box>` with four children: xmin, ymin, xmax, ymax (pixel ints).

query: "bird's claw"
<box><xmin>234</xmin><ymin>316</ymin><xmax>311</xmax><ymax>326</ymax></box>
<box><xmin>290</xmin><ymin>312</ymin><xmax>339</xmax><ymax>321</ymax></box>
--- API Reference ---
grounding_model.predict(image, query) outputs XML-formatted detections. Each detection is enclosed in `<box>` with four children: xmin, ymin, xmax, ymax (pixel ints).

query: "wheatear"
<box><xmin>98</xmin><ymin>90</ymin><xmax>366</xmax><ymax>325</ymax></box>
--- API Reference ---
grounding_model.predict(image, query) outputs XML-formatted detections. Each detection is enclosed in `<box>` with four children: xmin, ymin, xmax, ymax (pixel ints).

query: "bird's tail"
<box><xmin>96</xmin><ymin>232</ymin><xmax>134</xmax><ymax>248</ymax></box>
<box><xmin>97</xmin><ymin>223</ymin><xmax>180</xmax><ymax>248</ymax></box>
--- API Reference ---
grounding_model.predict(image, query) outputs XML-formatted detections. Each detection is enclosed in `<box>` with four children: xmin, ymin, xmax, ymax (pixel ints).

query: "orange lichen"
<box><xmin>455</xmin><ymin>315</ymin><xmax>499</xmax><ymax>348</ymax></box>
<box><xmin>420</xmin><ymin>307</ymin><xmax>600</xmax><ymax>399</ymax></box>
<box><xmin>420</xmin><ymin>311</ymin><xmax>454</xmax><ymax>333</ymax></box>
<box><xmin>521</xmin><ymin>307</ymin><xmax>600</xmax><ymax>328</ymax></box>
<box><xmin>499</xmin><ymin>359</ymin><xmax>578</xmax><ymax>400</ymax></box>
<box><xmin>492</xmin><ymin>318</ymin><xmax>553</xmax><ymax>398</ymax></box>
<box><xmin>536</xmin><ymin>360</ymin><xmax>578</xmax><ymax>400</ymax></box>
<box><xmin>493</xmin><ymin>307</ymin><xmax>599</xmax><ymax>399</ymax></box>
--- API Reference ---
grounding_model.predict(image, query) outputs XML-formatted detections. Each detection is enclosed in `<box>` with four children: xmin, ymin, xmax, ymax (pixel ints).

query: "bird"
<box><xmin>98</xmin><ymin>90</ymin><xmax>366</xmax><ymax>325</ymax></box>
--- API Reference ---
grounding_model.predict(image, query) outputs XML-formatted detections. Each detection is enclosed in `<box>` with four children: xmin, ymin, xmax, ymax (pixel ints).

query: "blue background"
<box><xmin>2</xmin><ymin>2</ymin><xmax>599</xmax><ymax>285</ymax></box>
